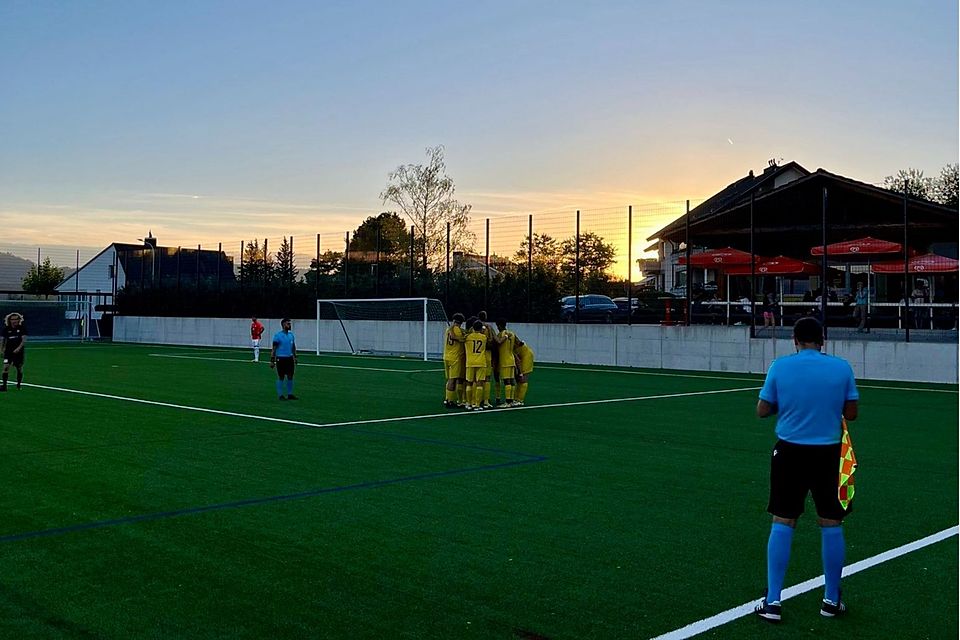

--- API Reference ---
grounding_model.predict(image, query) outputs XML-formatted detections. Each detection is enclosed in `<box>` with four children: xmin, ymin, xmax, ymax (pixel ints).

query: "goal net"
<box><xmin>316</xmin><ymin>298</ymin><xmax>448</xmax><ymax>361</ymax></box>
<box><xmin>0</xmin><ymin>299</ymin><xmax>95</xmax><ymax>341</ymax></box>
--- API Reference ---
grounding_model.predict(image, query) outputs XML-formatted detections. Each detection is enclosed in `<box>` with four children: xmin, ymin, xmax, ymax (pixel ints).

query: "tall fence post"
<box><xmin>484</xmin><ymin>218</ymin><xmax>490</xmax><ymax>311</ymax></box>
<box><xmin>904</xmin><ymin>181</ymin><xmax>911</xmax><ymax>343</ymax></box>
<box><xmin>289</xmin><ymin>236</ymin><xmax>294</xmax><ymax>296</ymax></box>
<box><xmin>575</xmin><ymin>210</ymin><xmax>581</xmax><ymax>324</ymax></box>
<box><xmin>627</xmin><ymin>205</ymin><xmax>632</xmax><ymax>326</ymax></box>
<box><xmin>409</xmin><ymin>225</ymin><xmax>415</xmax><ymax>296</ymax></box>
<box><xmin>685</xmin><ymin>200</ymin><xmax>691</xmax><ymax>326</ymax></box>
<box><xmin>527</xmin><ymin>214</ymin><xmax>533</xmax><ymax>322</ymax></box>
<box><xmin>376</xmin><ymin>221</ymin><xmax>382</xmax><ymax>297</ymax></box>
<box><xmin>217</xmin><ymin>242</ymin><xmax>222</xmax><ymax>296</ymax></box>
<box><xmin>196</xmin><ymin>244</ymin><xmax>201</xmax><ymax>292</ymax></box>
<box><xmin>262</xmin><ymin>238</ymin><xmax>269</xmax><ymax>314</ymax></box>
<box><xmin>239</xmin><ymin>240</ymin><xmax>244</xmax><ymax>295</ymax></box>
<box><xmin>821</xmin><ymin>188</ymin><xmax>828</xmax><ymax>335</ymax></box>
<box><xmin>315</xmin><ymin>233</ymin><xmax>321</xmax><ymax>299</ymax></box>
<box><xmin>75</xmin><ymin>249</ymin><xmax>80</xmax><ymax>295</ymax></box>
<box><xmin>749</xmin><ymin>193</ymin><xmax>756</xmax><ymax>338</ymax></box>
<box><xmin>343</xmin><ymin>232</ymin><xmax>349</xmax><ymax>297</ymax></box>
<box><xmin>445</xmin><ymin>222</ymin><xmax>450</xmax><ymax>309</ymax></box>
<box><xmin>176</xmin><ymin>246</ymin><xmax>182</xmax><ymax>297</ymax></box>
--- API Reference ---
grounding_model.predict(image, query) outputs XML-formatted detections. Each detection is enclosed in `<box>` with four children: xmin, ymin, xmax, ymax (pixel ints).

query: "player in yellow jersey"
<box><xmin>464</xmin><ymin>320</ymin><xmax>488</xmax><ymax>411</ymax></box>
<box><xmin>478</xmin><ymin>311</ymin><xmax>495</xmax><ymax>409</ymax></box>
<box><xmin>443</xmin><ymin>313</ymin><xmax>466</xmax><ymax>408</ymax></box>
<box><xmin>494</xmin><ymin>318</ymin><xmax>518</xmax><ymax>406</ymax></box>
<box><xmin>514</xmin><ymin>338</ymin><xmax>535</xmax><ymax>406</ymax></box>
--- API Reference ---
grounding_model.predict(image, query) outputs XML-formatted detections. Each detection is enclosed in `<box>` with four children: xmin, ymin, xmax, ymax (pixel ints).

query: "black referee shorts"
<box><xmin>275</xmin><ymin>357</ymin><xmax>295</xmax><ymax>379</ymax></box>
<box><xmin>768</xmin><ymin>439</ymin><xmax>850</xmax><ymax>521</ymax></box>
<box><xmin>3</xmin><ymin>350</ymin><xmax>24</xmax><ymax>368</ymax></box>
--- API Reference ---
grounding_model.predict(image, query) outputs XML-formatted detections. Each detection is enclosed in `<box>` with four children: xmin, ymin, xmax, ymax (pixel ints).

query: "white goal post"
<box><xmin>315</xmin><ymin>298</ymin><xmax>448</xmax><ymax>361</ymax></box>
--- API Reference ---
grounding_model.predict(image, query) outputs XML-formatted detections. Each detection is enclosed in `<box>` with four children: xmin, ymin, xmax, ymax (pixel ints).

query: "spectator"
<box><xmin>764</xmin><ymin>292</ymin><xmax>778</xmax><ymax>328</ymax></box>
<box><xmin>911</xmin><ymin>281</ymin><xmax>927</xmax><ymax>329</ymax></box>
<box><xmin>852</xmin><ymin>282</ymin><xmax>869</xmax><ymax>333</ymax></box>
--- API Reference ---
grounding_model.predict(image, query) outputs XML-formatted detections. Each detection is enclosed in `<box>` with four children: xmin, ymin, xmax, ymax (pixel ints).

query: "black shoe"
<box><xmin>278</xmin><ymin>396</ymin><xmax>287</xmax><ymax>401</ymax></box>
<box><xmin>820</xmin><ymin>593</ymin><xmax>846</xmax><ymax>618</ymax></box>
<box><xmin>286</xmin><ymin>394</ymin><xmax>298</xmax><ymax>400</ymax></box>
<box><xmin>755</xmin><ymin>595</ymin><xmax>782</xmax><ymax>622</ymax></box>
<box><xmin>0</xmin><ymin>386</ymin><xmax>6</xmax><ymax>392</ymax></box>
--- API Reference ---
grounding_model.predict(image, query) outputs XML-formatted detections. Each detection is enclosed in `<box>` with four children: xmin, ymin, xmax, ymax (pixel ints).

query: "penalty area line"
<box><xmin>648</xmin><ymin>525</ymin><xmax>959</xmax><ymax>640</ymax></box>
<box><xmin>22</xmin><ymin>383</ymin><xmax>760</xmax><ymax>432</ymax></box>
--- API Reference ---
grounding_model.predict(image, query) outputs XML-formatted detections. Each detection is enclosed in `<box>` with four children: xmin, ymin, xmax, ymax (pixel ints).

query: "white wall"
<box><xmin>114</xmin><ymin>316</ymin><xmax>959</xmax><ymax>384</ymax></box>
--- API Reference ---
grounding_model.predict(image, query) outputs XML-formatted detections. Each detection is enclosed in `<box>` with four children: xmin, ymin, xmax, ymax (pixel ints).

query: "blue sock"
<box><xmin>767</xmin><ymin>523</ymin><xmax>794</xmax><ymax>603</ymax></box>
<box><xmin>286</xmin><ymin>378</ymin><xmax>294</xmax><ymax>395</ymax></box>
<box><xmin>276</xmin><ymin>380</ymin><xmax>283</xmax><ymax>397</ymax></box>
<box><xmin>821</xmin><ymin>526</ymin><xmax>845</xmax><ymax>603</ymax></box>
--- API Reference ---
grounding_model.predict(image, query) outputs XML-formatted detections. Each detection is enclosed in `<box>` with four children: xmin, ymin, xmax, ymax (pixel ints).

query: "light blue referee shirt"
<box><xmin>759</xmin><ymin>349</ymin><xmax>859</xmax><ymax>445</ymax></box>
<box><xmin>272</xmin><ymin>331</ymin><xmax>296</xmax><ymax>357</ymax></box>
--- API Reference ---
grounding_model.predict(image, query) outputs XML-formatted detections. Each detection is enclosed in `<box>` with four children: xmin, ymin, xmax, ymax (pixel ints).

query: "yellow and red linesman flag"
<box><xmin>838</xmin><ymin>418</ymin><xmax>857</xmax><ymax>510</ymax></box>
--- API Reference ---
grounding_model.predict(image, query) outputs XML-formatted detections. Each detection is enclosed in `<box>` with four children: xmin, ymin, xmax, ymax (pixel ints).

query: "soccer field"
<box><xmin>1</xmin><ymin>343</ymin><xmax>956</xmax><ymax>639</ymax></box>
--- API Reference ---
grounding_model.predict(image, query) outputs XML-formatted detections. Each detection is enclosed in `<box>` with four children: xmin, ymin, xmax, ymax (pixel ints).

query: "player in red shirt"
<box><xmin>250</xmin><ymin>317</ymin><xmax>265</xmax><ymax>362</ymax></box>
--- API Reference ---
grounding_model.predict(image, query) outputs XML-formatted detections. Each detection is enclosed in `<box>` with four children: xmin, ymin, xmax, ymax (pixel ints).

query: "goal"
<box><xmin>0</xmin><ymin>298</ymin><xmax>97</xmax><ymax>341</ymax></box>
<box><xmin>315</xmin><ymin>298</ymin><xmax>448</xmax><ymax>361</ymax></box>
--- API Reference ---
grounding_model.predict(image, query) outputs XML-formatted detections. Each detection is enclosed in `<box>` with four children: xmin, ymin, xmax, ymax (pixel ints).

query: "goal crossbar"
<box><xmin>315</xmin><ymin>298</ymin><xmax>445</xmax><ymax>361</ymax></box>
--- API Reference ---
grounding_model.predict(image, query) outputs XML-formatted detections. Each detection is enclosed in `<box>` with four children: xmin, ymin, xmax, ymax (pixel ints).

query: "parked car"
<box><xmin>616</xmin><ymin>292</ymin><xmax>680</xmax><ymax>324</ymax></box>
<box><xmin>560</xmin><ymin>294</ymin><xmax>619</xmax><ymax>323</ymax></box>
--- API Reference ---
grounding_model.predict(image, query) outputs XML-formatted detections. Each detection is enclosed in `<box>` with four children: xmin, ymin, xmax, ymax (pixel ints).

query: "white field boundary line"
<box><xmin>537</xmin><ymin>365</ymin><xmax>958</xmax><ymax>393</ymax></box>
<box><xmin>32</xmin><ymin>344</ymin><xmax>958</xmax><ymax>393</ymax></box>
<box><xmin>147</xmin><ymin>353</ymin><xmax>444</xmax><ymax>373</ymax></box>
<box><xmin>649</xmin><ymin>525</ymin><xmax>959</xmax><ymax>640</ymax></box>
<box><xmin>22</xmin><ymin>383</ymin><xmax>760</xmax><ymax>432</ymax></box>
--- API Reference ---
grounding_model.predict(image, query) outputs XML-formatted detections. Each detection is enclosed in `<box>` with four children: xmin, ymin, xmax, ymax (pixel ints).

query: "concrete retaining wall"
<box><xmin>114</xmin><ymin>316</ymin><xmax>958</xmax><ymax>384</ymax></box>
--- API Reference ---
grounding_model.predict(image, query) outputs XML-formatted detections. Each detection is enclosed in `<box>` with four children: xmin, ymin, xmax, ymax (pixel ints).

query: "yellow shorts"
<box><xmin>499</xmin><ymin>365</ymin><xmax>515</xmax><ymax>380</ymax></box>
<box><xmin>465</xmin><ymin>366</ymin><xmax>485</xmax><ymax>383</ymax></box>
<box><xmin>519</xmin><ymin>354</ymin><xmax>534</xmax><ymax>375</ymax></box>
<box><xmin>444</xmin><ymin>359</ymin><xmax>464</xmax><ymax>380</ymax></box>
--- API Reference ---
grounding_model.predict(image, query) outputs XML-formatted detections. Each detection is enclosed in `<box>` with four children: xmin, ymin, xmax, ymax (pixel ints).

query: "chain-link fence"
<box><xmin>2</xmin><ymin>183</ymin><xmax>956</xmax><ymax>342</ymax></box>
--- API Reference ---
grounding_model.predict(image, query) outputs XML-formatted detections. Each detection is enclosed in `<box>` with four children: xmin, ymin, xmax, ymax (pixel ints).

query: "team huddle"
<box><xmin>443</xmin><ymin>311</ymin><xmax>534</xmax><ymax>410</ymax></box>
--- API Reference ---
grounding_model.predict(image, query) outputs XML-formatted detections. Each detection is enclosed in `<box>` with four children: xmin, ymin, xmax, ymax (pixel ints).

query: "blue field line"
<box><xmin>0</xmin><ymin>455</ymin><xmax>547</xmax><ymax>544</ymax></box>
<box><xmin>343</xmin><ymin>426</ymin><xmax>545</xmax><ymax>460</ymax></box>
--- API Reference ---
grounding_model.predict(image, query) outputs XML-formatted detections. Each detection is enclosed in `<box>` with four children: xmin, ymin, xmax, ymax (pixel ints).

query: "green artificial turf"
<box><xmin>0</xmin><ymin>343</ymin><xmax>955</xmax><ymax>639</ymax></box>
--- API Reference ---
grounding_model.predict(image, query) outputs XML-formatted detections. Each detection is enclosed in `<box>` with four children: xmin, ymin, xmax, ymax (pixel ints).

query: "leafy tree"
<box><xmin>883</xmin><ymin>168</ymin><xmax>933</xmax><ymax>200</ymax></box>
<box><xmin>310</xmin><ymin>251</ymin><xmax>343</xmax><ymax>277</ymax></box>
<box><xmin>514</xmin><ymin>233</ymin><xmax>564</xmax><ymax>274</ymax></box>
<box><xmin>931</xmin><ymin>163</ymin><xmax>958</xmax><ymax>206</ymax></box>
<box><xmin>273</xmin><ymin>236</ymin><xmax>298</xmax><ymax>284</ymax></box>
<box><xmin>380</xmin><ymin>145</ymin><xmax>474</xmax><ymax>270</ymax></box>
<box><xmin>21</xmin><ymin>257</ymin><xmax>65</xmax><ymax>296</ymax></box>
<box><xmin>350</xmin><ymin>212</ymin><xmax>411</xmax><ymax>258</ymax></box>
<box><xmin>560</xmin><ymin>231</ymin><xmax>617</xmax><ymax>290</ymax></box>
<box><xmin>239</xmin><ymin>239</ymin><xmax>273</xmax><ymax>285</ymax></box>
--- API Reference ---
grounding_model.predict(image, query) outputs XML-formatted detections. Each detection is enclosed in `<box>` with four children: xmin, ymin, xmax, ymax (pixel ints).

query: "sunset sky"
<box><xmin>1</xmin><ymin>0</ymin><xmax>956</xmax><ymax>259</ymax></box>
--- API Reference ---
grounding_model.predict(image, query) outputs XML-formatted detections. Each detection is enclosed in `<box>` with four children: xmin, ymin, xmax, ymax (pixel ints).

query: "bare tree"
<box><xmin>380</xmin><ymin>146</ymin><xmax>474</xmax><ymax>270</ymax></box>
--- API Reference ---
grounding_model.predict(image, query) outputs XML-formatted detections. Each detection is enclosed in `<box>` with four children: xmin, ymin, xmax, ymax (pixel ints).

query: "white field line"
<box><xmin>649</xmin><ymin>525</ymin><xmax>959</xmax><ymax>640</ymax></box>
<box><xmin>22</xmin><ymin>383</ymin><xmax>760</xmax><ymax>432</ymax></box>
<box><xmin>537</xmin><ymin>365</ymin><xmax>958</xmax><ymax>393</ymax></box>
<box><xmin>147</xmin><ymin>353</ymin><xmax>443</xmax><ymax>373</ymax></box>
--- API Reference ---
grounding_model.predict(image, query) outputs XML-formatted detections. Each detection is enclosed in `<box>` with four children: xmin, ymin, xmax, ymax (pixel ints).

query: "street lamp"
<box><xmin>138</xmin><ymin>232</ymin><xmax>156</xmax><ymax>287</ymax></box>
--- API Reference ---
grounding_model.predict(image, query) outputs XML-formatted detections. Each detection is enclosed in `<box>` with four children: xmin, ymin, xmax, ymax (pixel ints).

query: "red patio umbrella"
<box><xmin>810</xmin><ymin>236</ymin><xmax>903</xmax><ymax>256</ymax></box>
<box><xmin>870</xmin><ymin>253</ymin><xmax>959</xmax><ymax>273</ymax></box>
<box><xmin>678</xmin><ymin>247</ymin><xmax>753</xmax><ymax>267</ymax></box>
<box><xmin>724</xmin><ymin>255</ymin><xmax>822</xmax><ymax>275</ymax></box>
